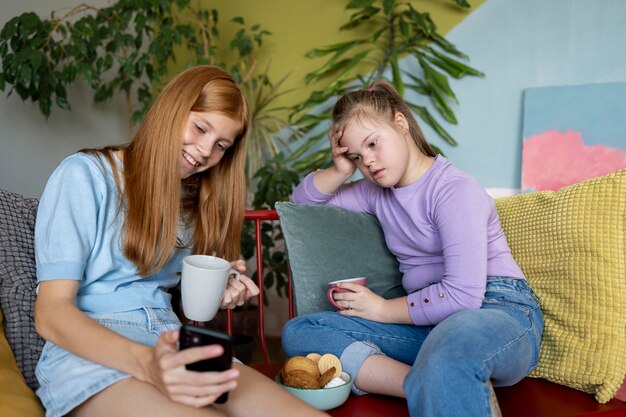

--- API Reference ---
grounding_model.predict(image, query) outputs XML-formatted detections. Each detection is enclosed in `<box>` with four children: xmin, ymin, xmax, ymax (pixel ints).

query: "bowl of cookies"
<box><xmin>275</xmin><ymin>353</ymin><xmax>352</xmax><ymax>411</ymax></box>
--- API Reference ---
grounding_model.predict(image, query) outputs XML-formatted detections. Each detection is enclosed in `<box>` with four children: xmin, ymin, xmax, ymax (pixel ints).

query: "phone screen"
<box><xmin>179</xmin><ymin>324</ymin><xmax>234</xmax><ymax>403</ymax></box>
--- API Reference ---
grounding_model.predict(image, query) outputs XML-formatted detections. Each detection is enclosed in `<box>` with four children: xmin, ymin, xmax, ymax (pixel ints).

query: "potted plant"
<box><xmin>286</xmin><ymin>0</ymin><xmax>483</xmax><ymax>173</ymax></box>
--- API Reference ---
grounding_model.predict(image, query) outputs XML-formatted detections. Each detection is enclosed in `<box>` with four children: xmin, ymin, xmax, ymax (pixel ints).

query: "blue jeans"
<box><xmin>281</xmin><ymin>277</ymin><xmax>543</xmax><ymax>417</ymax></box>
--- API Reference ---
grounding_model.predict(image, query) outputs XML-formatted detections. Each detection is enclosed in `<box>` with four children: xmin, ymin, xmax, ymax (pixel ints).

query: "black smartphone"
<box><xmin>179</xmin><ymin>324</ymin><xmax>234</xmax><ymax>404</ymax></box>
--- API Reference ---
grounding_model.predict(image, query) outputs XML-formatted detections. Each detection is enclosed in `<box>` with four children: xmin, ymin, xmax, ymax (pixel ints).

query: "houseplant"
<box><xmin>287</xmin><ymin>0</ymin><xmax>483</xmax><ymax>173</ymax></box>
<box><xmin>0</xmin><ymin>0</ymin><xmax>293</xmax><ymax>185</ymax></box>
<box><xmin>246</xmin><ymin>0</ymin><xmax>484</xmax><ymax>298</ymax></box>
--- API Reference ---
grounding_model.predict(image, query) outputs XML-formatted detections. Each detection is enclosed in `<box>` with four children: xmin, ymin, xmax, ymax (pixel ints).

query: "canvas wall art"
<box><xmin>521</xmin><ymin>82</ymin><xmax>626</xmax><ymax>192</ymax></box>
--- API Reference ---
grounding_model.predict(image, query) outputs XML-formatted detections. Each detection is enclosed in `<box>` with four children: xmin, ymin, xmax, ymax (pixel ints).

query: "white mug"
<box><xmin>181</xmin><ymin>255</ymin><xmax>240</xmax><ymax>322</ymax></box>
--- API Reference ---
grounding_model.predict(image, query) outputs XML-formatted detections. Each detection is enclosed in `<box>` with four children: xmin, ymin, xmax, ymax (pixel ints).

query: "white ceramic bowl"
<box><xmin>275</xmin><ymin>371</ymin><xmax>352</xmax><ymax>410</ymax></box>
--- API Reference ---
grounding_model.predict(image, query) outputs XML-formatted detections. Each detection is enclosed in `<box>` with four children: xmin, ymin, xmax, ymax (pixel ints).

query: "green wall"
<box><xmin>173</xmin><ymin>0</ymin><xmax>483</xmax><ymax>110</ymax></box>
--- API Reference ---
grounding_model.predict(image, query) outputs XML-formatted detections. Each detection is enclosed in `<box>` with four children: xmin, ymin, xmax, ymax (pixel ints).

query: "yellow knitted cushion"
<box><xmin>0</xmin><ymin>306</ymin><xmax>44</xmax><ymax>417</ymax></box>
<box><xmin>495</xmin><ymin>168</ymin><xmax>626</xmax><ymax>403</ymax></box>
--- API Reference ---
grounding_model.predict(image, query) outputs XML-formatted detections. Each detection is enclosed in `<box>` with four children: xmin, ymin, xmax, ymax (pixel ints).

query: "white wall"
<box><xmin>0</xmin><ymin>0</ymin><xmax>128</xmax><ymax>198</ymax></box>
<box><xmin>411</xmin><ymin>0</ymin><xmax>626</xmax><ymax>194</ymax></box>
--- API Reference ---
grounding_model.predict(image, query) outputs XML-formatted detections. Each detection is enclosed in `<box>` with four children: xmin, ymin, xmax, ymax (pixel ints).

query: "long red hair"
<box><xmin>84</xmin><ymin>66</ymin><xmax>249</xmax><ymax>276</ymax></box>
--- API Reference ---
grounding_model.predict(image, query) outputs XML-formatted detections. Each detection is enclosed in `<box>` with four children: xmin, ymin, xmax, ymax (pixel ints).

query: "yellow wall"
<box><xmin>175</xmin><ymin>0</ymin><xmax>483</xmax><ymax>110</ymax></box>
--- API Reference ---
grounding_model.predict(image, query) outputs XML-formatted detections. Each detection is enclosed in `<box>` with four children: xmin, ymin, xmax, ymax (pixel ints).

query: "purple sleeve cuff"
<box><xmin>291</xmin><ymin>171</ymin><xmax>331</xmax><ymax>204</ymax></box>
<box><xmin>407</xmin><ymin>289</ymin><xmax>451</xmax><ymax>325</ymax></box>
<box><xmin>406</xmin><ymin>282</ymin><xmax>484</xmax><ymax>326</ymax></box>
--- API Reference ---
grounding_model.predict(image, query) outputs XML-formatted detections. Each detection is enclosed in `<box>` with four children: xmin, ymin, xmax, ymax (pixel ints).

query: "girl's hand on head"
<box><xmin>329</xmin><ymin>128</ymin><xmax>357</xmax><ymax>178</ymax></box>
<box><xmin>148</xmin><ymin>330</ymin><xmax>239</xmax><ymax>408</ymax></box>
<box><xmin>333</xmin><ymin>283</ymin><xmax>387</xmax><ymax>322</ymax></box>
<box><xmin>220</xmin><ymin>260</ymin><xmax>260</xmax><ymax>309</ymax></box>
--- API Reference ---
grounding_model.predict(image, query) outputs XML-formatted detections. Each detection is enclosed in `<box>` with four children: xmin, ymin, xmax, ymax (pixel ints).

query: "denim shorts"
<box><xmin>35</xmin><ymin>308</ymin><xmax>181</xmax><ymax>417</ymax></box>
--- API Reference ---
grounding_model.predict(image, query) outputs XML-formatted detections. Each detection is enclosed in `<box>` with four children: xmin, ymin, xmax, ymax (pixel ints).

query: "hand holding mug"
<box><xmin>326</xmin><ymin>277</ymin><xmax>367</xmax><ymax>310</ymax></box>
<box><xmin>220</xmin><ymin>259</ymin><xmax>260</xmax><ymax>310</ymax></box>
<box><xmin>181</xmin><ymin>255</ymin><xmax>241</xmax><ymax>322</ymax></box>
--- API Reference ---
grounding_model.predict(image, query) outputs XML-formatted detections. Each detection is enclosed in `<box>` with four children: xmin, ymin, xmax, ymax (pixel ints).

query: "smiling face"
<box><xmin>180</xmin><ymin>111</ymin><xmax>242</xmax><ymax>179</ymax></box>
<box><xmin>341</xmin><ymin>113</ymin><xmax>421</xmax><ymax>188</ymax></box>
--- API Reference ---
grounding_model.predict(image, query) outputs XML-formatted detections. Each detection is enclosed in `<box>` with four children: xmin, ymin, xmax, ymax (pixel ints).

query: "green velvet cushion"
<box><xmin>275</xmin><ymin>202</ymin><xmax>406</xmax><ymax>316</ymax></box>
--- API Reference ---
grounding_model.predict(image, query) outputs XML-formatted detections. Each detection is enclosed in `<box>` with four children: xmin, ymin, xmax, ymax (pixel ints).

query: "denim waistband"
<box><xmin>486</xmin><ymin>276</ymin><xmax>540</xmax><ymax>304</ymax></box>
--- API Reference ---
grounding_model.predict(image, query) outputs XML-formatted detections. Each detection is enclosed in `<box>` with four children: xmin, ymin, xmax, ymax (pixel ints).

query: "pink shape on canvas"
<box><xmin>522</xmin><ymin>130</ymin><xmax>626</xmax><ymax>191</ymax></box>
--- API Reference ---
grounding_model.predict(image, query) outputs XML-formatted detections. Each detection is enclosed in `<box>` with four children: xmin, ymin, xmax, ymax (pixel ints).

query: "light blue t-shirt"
<box><xmin>35</xmin><ymin>153</ymin><xmax>190</xmax><ymax>313</ymax></box>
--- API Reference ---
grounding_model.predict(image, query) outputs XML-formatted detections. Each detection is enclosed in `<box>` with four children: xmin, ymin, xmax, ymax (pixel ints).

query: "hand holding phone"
<box><xmin>179</xmin><ymin>324</ymin><xmax>234</xmax><ymax>404</ymax></box>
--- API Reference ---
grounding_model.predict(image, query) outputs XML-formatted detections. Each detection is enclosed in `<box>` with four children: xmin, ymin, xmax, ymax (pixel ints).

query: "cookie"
<box><xmin>317</xmin><ymin>353</ymin><xmax>342</xmax><ymax>378</ymax></box>
<box><xmin>318</xmin><ymin>366</ymin><xmax>336</xmax><ymax>387</ymax></box>
<box><xmin>306</xmin><ymin>353</ymin><xmax>322</xmax><ymax>363</ymax></box>
<box><xmin>283</xmin><ymin>369</ymin><xmax>321</xmax><ymax>389</ymax></box>
<box><xmin>283</xmin><ymin>356</ymin><xmax>320</xmax><ymax>379</ymax></box>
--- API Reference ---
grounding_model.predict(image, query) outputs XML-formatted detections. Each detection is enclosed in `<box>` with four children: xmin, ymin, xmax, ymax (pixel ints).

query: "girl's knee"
<box><xmin>280</xmin><ymin>313</ymin><xmax>333</xmax><ymax>356</ymax></box>
<box><xmin>281</xmin><ymin>317</ymin><xmax>306</xmax><ymax>355</ymax></box>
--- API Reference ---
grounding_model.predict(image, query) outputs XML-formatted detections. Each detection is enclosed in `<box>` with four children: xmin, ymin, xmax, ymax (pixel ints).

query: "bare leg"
<box><xmin>216</xmin><ymin>363</ymin><xmax>329</xmax><ymax>417</ymax></box>
<box><xmin>68</xmin><ymin>377</ymin><xmax>225</xmax><ymax>417</ymax></box>
<box><xmin>354</xmin><ymin>355</ymin><xmax>410</xmax><ymax>397</ymax></box>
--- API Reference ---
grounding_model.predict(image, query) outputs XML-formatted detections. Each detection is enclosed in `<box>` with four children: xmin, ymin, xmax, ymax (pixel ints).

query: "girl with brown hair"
<box><xmin>282</xmin><ymin>80</ymin><xmax>543</xmax><ymax>417</ymax></box>
<box><xmin>33</xmin><ymin>65</ymin><xmax>326</xmax><ymax>417</ymax></box>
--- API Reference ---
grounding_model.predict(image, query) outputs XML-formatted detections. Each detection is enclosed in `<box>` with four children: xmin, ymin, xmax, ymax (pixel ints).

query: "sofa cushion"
<box><xmin>494</xmin><ymin>168</ymin><xmax>626</xmax><ymax>403</ymax></box>
<box><xmin>275</xmin><ymin>202</ymin><xmax>406</xmax><ymax>316</ymax></box>
<box><xmin>277</xmin><ymin>168</ymin><xmax>626</xmax><ymax>403</ymax></box>
<box><xmin>0</xmin><ymin>305</ymin><xmax>44</xmax><ymax>416</ymax></box>
<box><xmin>0</xmin><ymin>189</ymin><xmax>43</xmax><ymax>391</ymax></box>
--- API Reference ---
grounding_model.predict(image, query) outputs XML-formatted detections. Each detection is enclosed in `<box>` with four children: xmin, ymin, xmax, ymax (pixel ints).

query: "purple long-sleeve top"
<box><xmin>292</xmin><ymin>155</ymin><xmax>525</xmax><ymax>326</ymax></box>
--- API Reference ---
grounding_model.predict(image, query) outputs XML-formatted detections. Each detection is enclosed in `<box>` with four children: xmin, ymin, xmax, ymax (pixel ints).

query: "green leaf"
<box><xmin>293</xmin><ymin>112</ymin><xmax>331</xmax><ymax>129</ymax></box>
<box><xmin>340</xmin><ymin>6</ymin><xmax>380</xmax><ymax>30</ymax></box>
<box><xmin>407</xmin><ymin>6</ymin><xmax>433</xmax><ymax>36</ymax></box>
<box><xmin>405</xmin><ymin>81</ymin><xmax>429</xmax><ymax>96</ymax></box>
<box><xmin>454</xmin><ymin>0</ymin><xmax>471</xmax><ymax>8</ymax></box>
<box><xmin>430</xmin><ymin>33</ymin><xmax>467</xmax><ymax>59</ymax></box>
<box><xmin>55</xmin><ymin>95</ymin><xmax>71</xmax><ymax>111</ymax></box>
<box><xmin>427</xmin><ymin>85</ymin><xmax>457</xmax><ymax>124</ymax></box>
<box><xmin>288</xmin><ymin>131</ymin><xmax>328</xmax><ymax>161</ymax></box>
<box><xmin>20</xmin><ymin>65</ymin><xmax>32</xmax><ymax>86</ymax></box>
<box><xmin>399</xmin><ymin>17</ymin><xmax>410</xmax><ymax>40</ymax></box>
<box><xmin>425</xmin><ymin>47</ymin><xmax>484</xmax><ymax>78</ymax></box>
<box><xmin>28</xmin><ymin>50</ymin><xmax>43</xmax><ymax>70</ymax></box>
<box><xmin>292</xmin><ymin>148</ymin><xmax>332</xmax><ymax>173</ymax></box>
<box><xmin>1</xmin><ymin>16</ymin><xmax>19</xmax><ymax>39</ymax></box>
<box><xmin>0</xmin><ymin>73</ymin><xmax>5</xmax><ymax>91</ymax></box>
<box><xmin>18</xmin><ymin>12</ymin><xmax>41</xmax><ymax>38</ymax></box>
<box><xmin>383</xmin><ymin>0</ymin><xmax>396</xmax><ymax>15</ymax></box>
<box><xmin>328</xmin><ymin>49</ymin><xmax>370</xmax><ymax>89</ymax></box>
<box><xmin>422</xmin><ymin>53</ymin><xmax>464</xmax><ymax>79</ymax></box>
<box><xmin>371</xmin><ymin>26</ymin><xmax>386</xmax><ymax>43</ymax></box>
<box><xmin>419</xmin><ymin>57</ymin><xmax>457</xmax><ymax>101</ymax></box>
<box><xmin>305</xmin><ymin>57</ymin><xmax>352</xmax><ymax>85</ymax></box>
<box><xmin>39</xmin><ymin>96</ymin><xmax>51</xmax><ymax>118</ymax></box>
<box><xmin>231</xmin><ymin>16</ymin><xmax>244</xmax><ymax>25</ymax></box>
<box><xmin>305</xmin><ymin>39</ymin><xmax>365</xmax><ymax>58</ymax></box>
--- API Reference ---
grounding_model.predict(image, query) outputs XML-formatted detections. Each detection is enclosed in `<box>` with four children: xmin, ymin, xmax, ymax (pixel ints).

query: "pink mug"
<box><xmin>326</xmin><ymin>277</ymin><xmax>367</xmax><ymax>310</ymax></box>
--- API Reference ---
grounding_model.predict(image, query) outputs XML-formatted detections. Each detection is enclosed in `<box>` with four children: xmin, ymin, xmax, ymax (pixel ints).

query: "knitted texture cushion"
<box><xmin>494</xmin><ymin>169</ymin><xmax>626</xmax><ymax>403</ymax></box>
<box><xmin>0</xmin><ymin>189</ymin><xmax>43</xmax><ymax>391</ymax></box>
<box><xmin>0</xmin><ymin>306</ymin><xmax>44</xmax><ymax>417</ymax></box>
